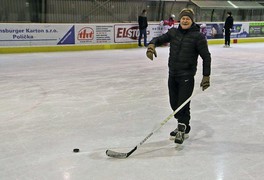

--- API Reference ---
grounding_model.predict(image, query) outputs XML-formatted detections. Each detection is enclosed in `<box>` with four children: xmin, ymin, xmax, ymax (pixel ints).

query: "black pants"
<box><xmin>168</xmin><ymin>75</ymin><xmax>194</xmax><ymax>126</ymax></box>
<box><xmin>224</xmin><ymin>28</ymin><xmax>231</xmax><ymax>45</ymax></box>
<box><xmin>138</xmin><ymin>29</ymin><xmax>147</xmax><ymax>46</ymax></box>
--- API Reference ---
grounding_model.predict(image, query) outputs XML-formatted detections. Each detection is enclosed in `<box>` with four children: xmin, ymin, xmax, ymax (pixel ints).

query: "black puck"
<box><xmin>73</xmin><ymin>148</ymin><xmax>80</xmax><ymax>153</ymax></box>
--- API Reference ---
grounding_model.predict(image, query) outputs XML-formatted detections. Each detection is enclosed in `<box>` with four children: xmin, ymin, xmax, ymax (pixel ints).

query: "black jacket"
<box><xmin>138</xmin><ymin>15</ymin><xmax>148</xmax><ymax>30</ymax></box>
<box><xmin>224</xmin><ymin>16</ymin><xmax>234</xmax><ymax>30</ymax></box>
<box><xmin>149</xmin><ymin>23</ymin><xmax>211</xmax><ymax>77</ymax></box>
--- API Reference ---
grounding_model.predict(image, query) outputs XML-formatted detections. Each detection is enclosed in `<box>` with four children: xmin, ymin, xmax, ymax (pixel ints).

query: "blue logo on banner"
<box><xmin>57</xmin><ymin>26</ymin><xmax>75</xmax><ymax>44</ymax></box>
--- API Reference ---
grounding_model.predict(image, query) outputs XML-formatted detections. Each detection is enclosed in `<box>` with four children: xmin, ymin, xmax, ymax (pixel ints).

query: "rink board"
<box><xmin>1</xmin><ymin>37</ymin><xmax>264</xmax><ymax>54</ymax></box>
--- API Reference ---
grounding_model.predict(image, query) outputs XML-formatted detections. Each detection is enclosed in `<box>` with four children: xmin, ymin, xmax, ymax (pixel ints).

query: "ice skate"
<box><xmin>169</xmin><ymin>128</ymin><xmax>189</xmax><ymax>140</ymax></box>
<box><xmin>170</xmin><ymin>124</ymin><xmax>190</xmax><ymax>140</ymax></box>
<box><xmin>174</xmin><ymin>123</ymin><xmax>187</xmax><ymax>144</ymax></box>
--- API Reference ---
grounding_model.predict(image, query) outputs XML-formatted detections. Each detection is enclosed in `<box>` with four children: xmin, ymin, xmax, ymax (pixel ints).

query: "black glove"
<box><xmin>200</xmin><ymin>76</ymin><xmax>210</xmax><ymax>91</ymax></box>
<box><xmin>146</xmin><ymin>44</ymin><xmax>157</xmax><ymax>60</ymax></box>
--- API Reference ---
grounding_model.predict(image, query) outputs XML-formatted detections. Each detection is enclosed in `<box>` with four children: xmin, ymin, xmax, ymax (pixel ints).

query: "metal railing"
<box><xmin>0</xmin><ymin>0</ymin><xmax>263</xmax><ymax>23</ymax></box>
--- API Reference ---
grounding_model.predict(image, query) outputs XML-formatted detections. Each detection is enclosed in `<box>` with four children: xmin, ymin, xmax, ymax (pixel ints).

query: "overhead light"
<box><xmin>227</xmin><ymin>1</ymin><xmax>238</xmax><ymax>8</ymax></box>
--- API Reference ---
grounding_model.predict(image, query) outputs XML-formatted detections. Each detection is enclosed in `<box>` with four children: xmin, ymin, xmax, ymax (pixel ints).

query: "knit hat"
<box><xmin>178</xmin><ymin>8</ymin><xmax>194</xmax><ymax>22</ymax></box>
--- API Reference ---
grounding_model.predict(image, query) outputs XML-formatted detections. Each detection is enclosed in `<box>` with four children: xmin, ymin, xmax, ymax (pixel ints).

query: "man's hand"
<box><xmin>146</xmin><ymin>44</ymin><xmax>157</xmax><ymax>60</ymax></box>
<box><xmin>200</xmin><ymin>76</ymin><xmax>210</xmax><ymax>91</ymax></box>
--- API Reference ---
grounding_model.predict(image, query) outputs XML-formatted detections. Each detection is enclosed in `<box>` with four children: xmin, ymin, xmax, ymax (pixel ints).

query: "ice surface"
<box><xmin>0</xmin><ymin>43</ymin><xmax>264</xmax><ymax>180</ymax></box>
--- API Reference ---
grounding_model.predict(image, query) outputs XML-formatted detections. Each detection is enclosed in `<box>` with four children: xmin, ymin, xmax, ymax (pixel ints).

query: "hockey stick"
<box><xmin>106</xmin><ymin>90</ymin><xmax>199</xmax><ymax>159</ymax></box>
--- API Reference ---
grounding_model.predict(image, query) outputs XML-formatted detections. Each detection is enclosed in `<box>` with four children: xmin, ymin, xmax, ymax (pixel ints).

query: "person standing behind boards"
<box><xmin>138</xmin><ymin>9</ymin><xmax>148</xmax><ymax>47</ymax></box>
<box><xmin>223</xmin><ymin>12</ymin><xmax>234</xmax><ymax>47</ymax></box>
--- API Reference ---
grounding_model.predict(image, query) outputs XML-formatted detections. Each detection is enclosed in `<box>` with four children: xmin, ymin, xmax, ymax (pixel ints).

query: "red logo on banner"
<box><xmin>116</xmin><ymin>26</ymin><xmax>139</xmax><ymax>40</ymax></box>
<box><xmin>78</xmin><ymin>27</ymin><xmax>94</xmax><ymax>40</ymax></box>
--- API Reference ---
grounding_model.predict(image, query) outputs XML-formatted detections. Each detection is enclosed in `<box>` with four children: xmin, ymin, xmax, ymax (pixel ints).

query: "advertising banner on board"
<box><xmin>113</xmin><ymin>24</ymin><xmax>162</xmax><ymax>43</ymax></box>
<box><xmin>249</xmin><ymin>22</ymin><xmax>264</xmax><ymax>37</ymax></box>
<box><xmin>74</xmin><ymin>24</ymin><xmax>114</xmax><ymax>44</ymax></box>
<box><xmin>0</xmin><ymin>22</ymin><xmax>263</xmax><ymax>47</ymax></box>
<box><xmin>0</xmin><ymin>24</ymin><xmax>73</xmax><ymax>46</ymax></box>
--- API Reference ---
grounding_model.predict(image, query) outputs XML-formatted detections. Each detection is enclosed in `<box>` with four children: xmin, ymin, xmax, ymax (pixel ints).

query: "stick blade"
<box><xmin>106</xmin><ymin>147</ymin><xmax>137</xmax><ymax>159</ymax></box>
<box><xmin>106</xmin><ymin>150</ymin><xmax>128</xmax><ymax>159</ymax></box>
